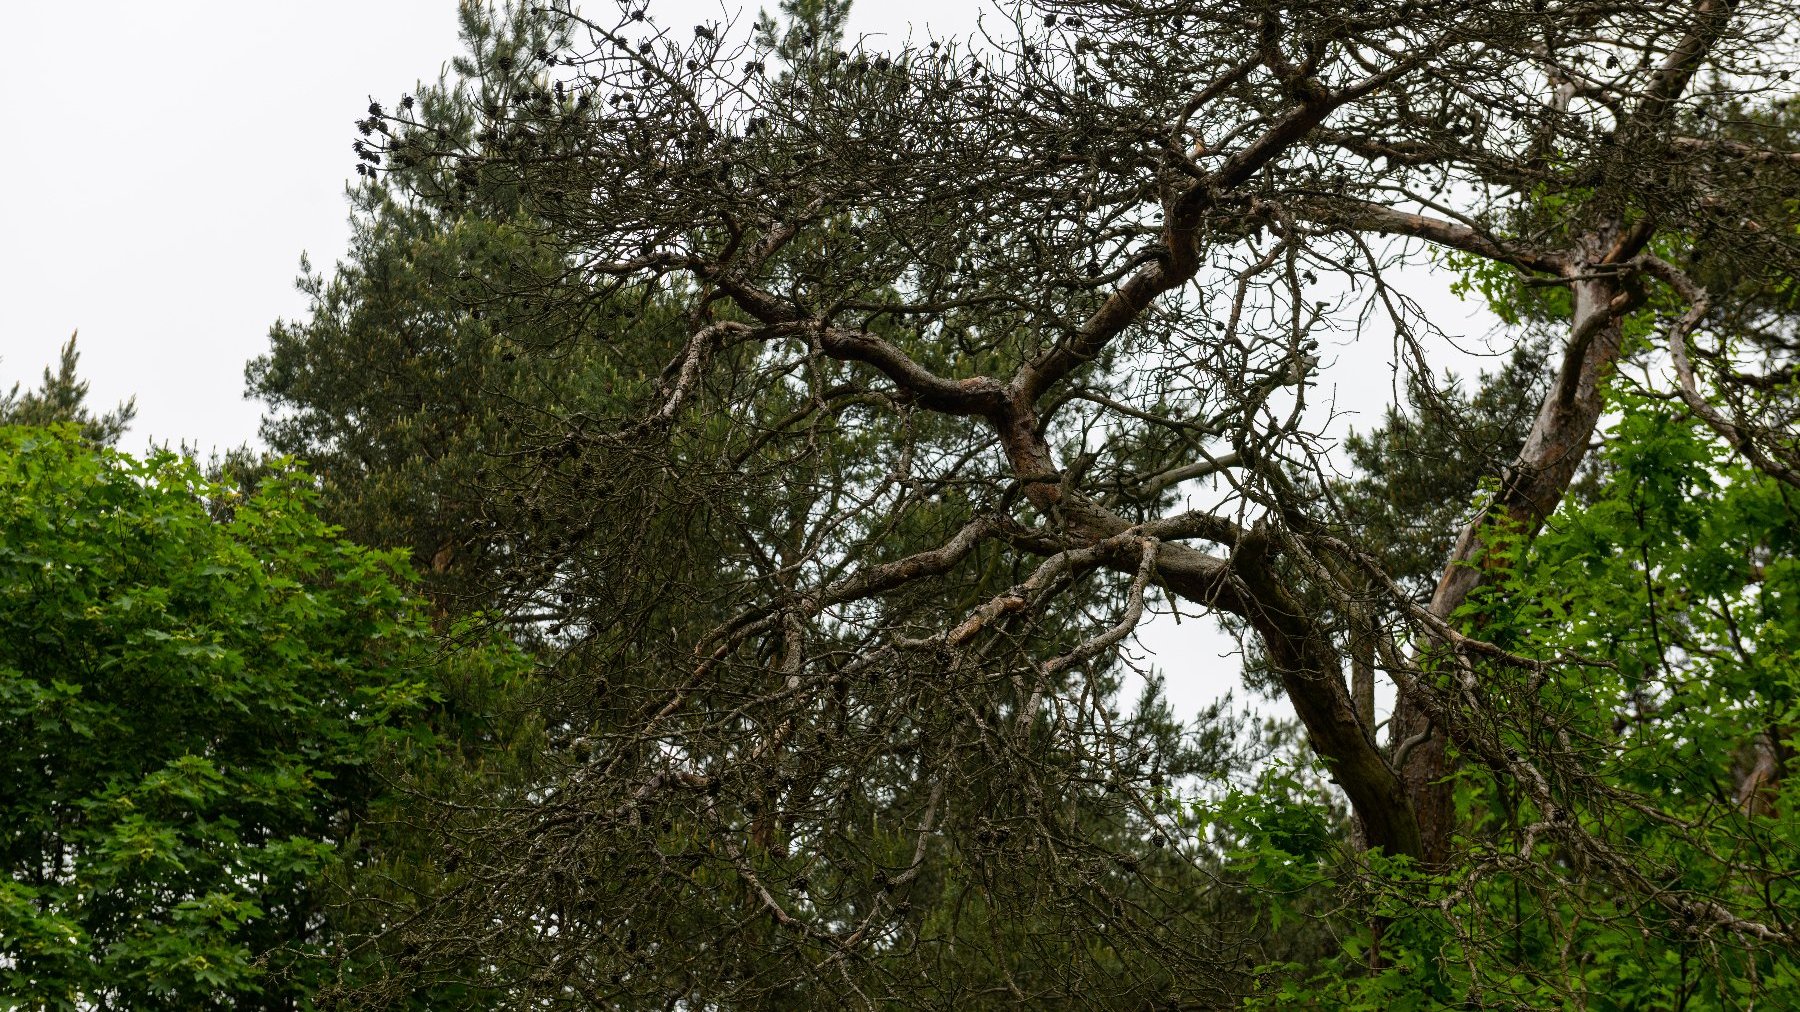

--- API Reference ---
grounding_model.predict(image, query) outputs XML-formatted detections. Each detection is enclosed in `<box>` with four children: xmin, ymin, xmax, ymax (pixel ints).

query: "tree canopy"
<box><xmin>248</xmin><ymin>0</ymin><xmax>1800</xmax><ymax>1003</ymax></box>
<box><xmin>0</xmin><ymin>425</ymin><xmax>528</xmax><ymax>1009</ymax></box>
<box><xmin>5</xmin><ymin>0</ymin><xmax>1797</xmax><ymax>1007</ymax></box>
<box><xmin>0</xmin><ymin>335</ymin><xmax>136</xmax><ymax>447</ymax></box>
<box><xmin>245</xmin><ymin>0</ymin><xmax>1800</xmax><ymax>1003</ymax></box>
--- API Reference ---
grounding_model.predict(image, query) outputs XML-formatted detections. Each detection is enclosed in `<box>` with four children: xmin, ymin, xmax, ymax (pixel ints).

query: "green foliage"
<box><xmin>1339</xmin><ymin>344</ymin><xmax>1553</xmax><ymax>594</ymax></box>
<box><xmin>234</xmin><ymin>0</ymin><xmax>1800</xmax><ymax>1003</ymax></box>
<box><xmin>1237</xmin><ymin>392</ymin><xmax>1800</xmax><ymax>1009</ymax></box>
<box><xmin>0</xmin><ymin>335</ymin><xmax>136</xmax><ymax>446</ymax></box>
<box><xmin>248</xmin><ymin>4</ymin><xmax>694</xmax><ymax>623</ymax></box>
<box><xmin>1223</xmin><ymin>345</ymin><xmax>1553</xmax><ymax>696</ymax></box>
<box><xmin>1446</xmin><ymin>247</ymin><xmax>1573</xmax><ymax>327</ymax></box>
<box><xmin>242</xmin><ymin>4</ymin><xmax>1282</xmax><ymax>1004</ymax></box>
<box><xmin>754</xmin><ymin>0</ymin><xmax>850</xmax><ymax>62</ymax></box>
<box><xmin>0</xmin><ymin>426</ymin><xmax>528</xmax><ymax>1010</ymax></box>
<box><xmin>247</xmin><ymin>176</ymin><xmax>675</xmax><ymax>618</ymax></box>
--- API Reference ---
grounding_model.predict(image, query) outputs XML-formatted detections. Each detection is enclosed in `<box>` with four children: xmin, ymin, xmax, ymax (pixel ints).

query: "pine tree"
<box><xmin>0</xmin><ymin>334</ymin><xmax>136</xmax><ymax>445</ymax></box>
<box><xmin>253</xmin><ymin>6</ymin><xmax>1262</xmax><ymax>1004</ymax></box>
<box><xmin>278</xmin><ymin>0</ymin><xmax>1800</xmax><ymax>1003</ymax></box>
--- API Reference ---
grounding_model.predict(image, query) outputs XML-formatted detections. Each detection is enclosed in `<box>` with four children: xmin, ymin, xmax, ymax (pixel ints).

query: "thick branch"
<box><xmin>1012</xmin><ymin>59</ymin><xmax>1417</xmax><ymax>405</ymax></box>
<box><xmin>1642</xmin><ymin>254</ymin><xmax>1800</xmax><ymax>487</ymax></box>
<box><xmin>1309</xmin><ymin>200</ymin><xmax>1568</xmax><ymax>275</ymax></box>
<box><xmin>1429</xmin><ymin>273</ymin><xmax>1626</xmax><ymax>621</ymax></box>
<box><xmin>700</xmin><ymin>267</ymin><xmax>1010</xmax><ymax>418</ymax></box>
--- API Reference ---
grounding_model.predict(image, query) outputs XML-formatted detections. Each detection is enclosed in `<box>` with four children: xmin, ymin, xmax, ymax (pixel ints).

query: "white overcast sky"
<box><xmin>0</xmin><ymin>1</ymin><xmax>984</xmax><ymax>455</ymax></box>
<box><xmin>1</xmin><ymin>1</ymin><xmax>1503</xmax><ymax>720</ymax></box>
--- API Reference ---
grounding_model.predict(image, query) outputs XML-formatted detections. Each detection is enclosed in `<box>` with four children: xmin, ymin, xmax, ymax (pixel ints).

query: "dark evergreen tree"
<box><xmin>250</xmin><ymin>0</ymin><xmax>1800</xmax><ymax>1004</ymax></box>
<box><xmin>0</xmin><ymin>334</ymin><xmax>136</xmax><ymax>446</ymax></box>
<box><xmin>252</xmin><ymin>6</ymin><xmax>1260</xmax><ymax>1006</ymax></box>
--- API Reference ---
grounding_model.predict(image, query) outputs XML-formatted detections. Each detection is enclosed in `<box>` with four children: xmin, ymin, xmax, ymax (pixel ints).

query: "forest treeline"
<box><xmin>4</xmin><ymin>0</ymin><xmax>1799</xmax><ymax>1007</ymax></box>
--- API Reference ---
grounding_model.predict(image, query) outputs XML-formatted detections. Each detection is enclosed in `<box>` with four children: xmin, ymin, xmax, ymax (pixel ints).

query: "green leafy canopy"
<box><xmin>0</xmin><ymin>425</ymin><xmax>529</xmax><ymax>1010</ymax></box>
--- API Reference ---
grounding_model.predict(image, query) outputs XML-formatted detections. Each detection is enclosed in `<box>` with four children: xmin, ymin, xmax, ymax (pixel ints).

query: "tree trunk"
<box><xmin>1398</xmin><ymin>265</ymin><xmax>1628</xmax><ymax>865</ymax></box>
